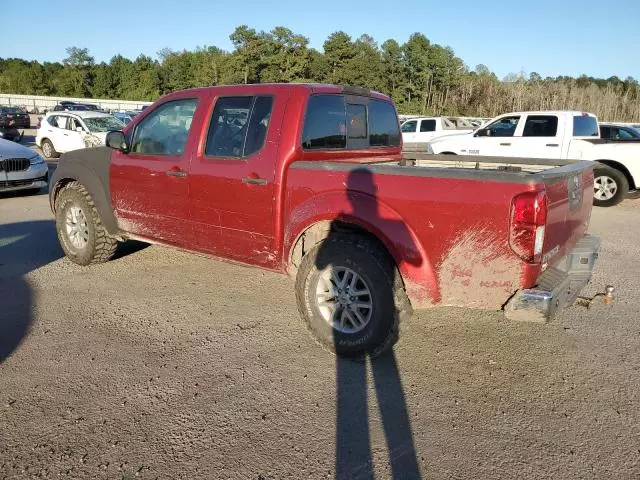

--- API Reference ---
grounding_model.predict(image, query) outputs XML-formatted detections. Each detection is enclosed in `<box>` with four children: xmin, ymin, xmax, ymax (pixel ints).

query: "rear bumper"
<box><xmin>504</xmin><ymin>235</ymin><xmax>601</xmax><ymax>322</ymax></box>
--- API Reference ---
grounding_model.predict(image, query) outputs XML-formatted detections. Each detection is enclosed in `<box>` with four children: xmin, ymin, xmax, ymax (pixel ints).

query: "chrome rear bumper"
<box><xmin>504</xmin><ymin>235</ymin><xmax>601</xmax><ymax>322</ymax></box>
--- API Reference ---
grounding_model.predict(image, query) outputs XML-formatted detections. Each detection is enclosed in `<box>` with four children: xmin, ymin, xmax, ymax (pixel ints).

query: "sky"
<box><xmin>3</xmin><ymin>0</ymin><xmax>640</xmax><ymax>80</ymax></box>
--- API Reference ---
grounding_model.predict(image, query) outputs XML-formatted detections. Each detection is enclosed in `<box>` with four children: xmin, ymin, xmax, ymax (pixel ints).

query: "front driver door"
<box><xmin>110</xmin><ymin>96</ymin><xmax>202</xmax><ymax>246</ymax></box>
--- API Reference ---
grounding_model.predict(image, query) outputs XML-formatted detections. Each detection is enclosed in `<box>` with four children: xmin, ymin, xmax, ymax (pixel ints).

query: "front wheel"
<box><xmin>295</xmin><ymin>235</ymin><xmax>411</xmax><ymax>358</ymax></box>
<box><xmin>55</xmin><ymin>181</ymin><xmax>118</xmax><ymax>265</ymax></box>
<box><xmin>593</xmin><ymin>165</ymin><xmax>629</xmax><ymax>207</ymax></box>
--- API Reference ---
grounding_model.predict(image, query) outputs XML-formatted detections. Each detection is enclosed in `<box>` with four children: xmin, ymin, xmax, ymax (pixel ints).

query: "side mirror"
<box><xmin>475</xmin><ymin>128</ymin><xmax>491</xmax><ymax>137</ymax></box>
<box><xmin>106</xmin><ymin>131</ymin><xmax>129</xmax><ymax>153</ymax></box>
<box><xmin>76</xmin><ymin>127</ymin><xmax>84</xmax><ymax>133</ymax></box>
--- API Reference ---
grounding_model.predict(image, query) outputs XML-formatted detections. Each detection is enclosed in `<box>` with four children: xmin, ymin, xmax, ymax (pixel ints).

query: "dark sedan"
<box><xmin>0</xmin><ymin>106</ymin><xmax>30</xmax><ymax>128</ymax></box>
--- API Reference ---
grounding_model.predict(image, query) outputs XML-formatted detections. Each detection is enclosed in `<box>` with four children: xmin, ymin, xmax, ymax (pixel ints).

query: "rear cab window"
<box><xmin>573</xmin><ymin>115</ymin><xmax>599</xmax><ymax>137</ymax></box>
<box><xmin>302</xmin><ymin>94</ymin><xmax>400</xmax><ymax>150</ymax></box>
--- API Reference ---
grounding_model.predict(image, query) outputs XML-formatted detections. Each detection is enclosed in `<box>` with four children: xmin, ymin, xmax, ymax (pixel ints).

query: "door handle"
<box><xmin>242</xmin><ymin>176</ymin><xmax>267</xmax><ymax>185</ymax></box>
<box><xmin>166</xmin><ymin>168</ymin><xmax>188</xmax><ymax>178</ymax></box>
<box><xmin>546</xmin><ymin>143</ymin><xmax>559</xmax><ymax>147</ymax></box>
<box><xmin>499</xmin><ymin>142</ymin><xmax>511</xmax><ymax>146</ymax></box>
<box><xmin>63</xmin><ymin>133</ymin><xmax>68</xmax><ymax>136</ymax></box>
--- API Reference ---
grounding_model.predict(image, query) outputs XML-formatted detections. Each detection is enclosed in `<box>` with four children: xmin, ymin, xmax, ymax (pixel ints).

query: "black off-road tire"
<box><xmin>295</xmin><ymin>235</ymin><xmax>412</xmax><ymax>358</ymax></box>
<box><xmin>55</xmin><ymin>181</ymin><xmax>118</xmax><ymax>265</ymax></box>
<box><xmin>593</xmin><ymin>164</ymin><xmax>628</xmax><ymax>207</ymax></box>
<box><xmin>41</xmin><ymin>139</ymin><xmax>59</xmax><ymax>159</ymax></box>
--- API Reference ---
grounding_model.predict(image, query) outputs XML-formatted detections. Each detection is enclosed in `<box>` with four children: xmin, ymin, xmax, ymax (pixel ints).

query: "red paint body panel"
<box><xmin>109</xmin><ymin>83</ymin><xmax>594</xmax><ymax>310</ymax></box>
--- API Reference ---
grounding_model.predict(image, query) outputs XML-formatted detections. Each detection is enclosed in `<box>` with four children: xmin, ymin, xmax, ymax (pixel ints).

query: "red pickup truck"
<box><xmin>49</xmin><ymin>83</ymin><xmax>602</xmax><ymax>357</ymax></box>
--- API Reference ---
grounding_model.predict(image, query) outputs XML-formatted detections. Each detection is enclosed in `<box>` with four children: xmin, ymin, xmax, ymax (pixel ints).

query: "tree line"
<box><xmin>1</xmin><ymin>25</ymin><xmax>639</xmax><ymax>121</ymax></box>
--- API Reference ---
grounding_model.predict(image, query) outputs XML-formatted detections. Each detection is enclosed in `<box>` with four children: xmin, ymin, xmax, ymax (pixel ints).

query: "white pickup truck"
<box><xmin>401</xmin><ymin>116</ymin><xmax>475</xmax><ymax>144</ymax></box>
<box><xmin>426</xmin><ymin>111</ymin><xmax>640</xmax><ymax>207</ymax></box>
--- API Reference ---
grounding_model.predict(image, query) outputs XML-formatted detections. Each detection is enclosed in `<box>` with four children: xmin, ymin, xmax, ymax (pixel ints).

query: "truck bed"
<box><xmin>288</xmin><ymin>153</ymin><xmax>594</xmax><ymax>309</ymax></box>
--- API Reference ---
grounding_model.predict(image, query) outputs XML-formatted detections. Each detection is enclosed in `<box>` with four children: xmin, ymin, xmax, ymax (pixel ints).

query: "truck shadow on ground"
<box><xmin>0</xmin><ymin>219</ymin><xmax>62</xmax><ymax>363</ymax></box>
<box><xmin>314</xmin><ymin>169</ymin><xmax>422</xmax><ymax>479</ymax></box>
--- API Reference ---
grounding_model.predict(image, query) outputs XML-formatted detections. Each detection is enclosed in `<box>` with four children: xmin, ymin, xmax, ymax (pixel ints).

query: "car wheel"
<box><xmin>593</xmin><ymin>164</ymin><xmax>629</xmax><ymax>207</ymax></box>
<box><xmin>41</xmin><ymin>139</ymin><xmax>59</xmax><ymax>159</ymax></box>
<box><xmin>295</xmin><ymin>235</ymin><xmax>412</xmax><ymax>358</ymax></box>
<box><xmin>55</xmin><ymin>181</ymin><xmax>118</xmax><ymax>266</ymax></box>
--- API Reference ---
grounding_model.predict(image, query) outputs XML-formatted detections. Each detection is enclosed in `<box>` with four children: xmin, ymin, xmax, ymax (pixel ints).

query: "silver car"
<box><xmin>0</xmin><ymin>138</ymin><xmax>48</xmax><ymax>194</ymax></box>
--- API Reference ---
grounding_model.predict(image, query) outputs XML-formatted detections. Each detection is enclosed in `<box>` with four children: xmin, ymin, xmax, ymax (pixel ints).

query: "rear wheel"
<box><xmin>55</xmin><ymin>181</ymin><xmax>118</xmax><ymax>265</ymax></box>
<box><xmin>295</xmin><ymin>235</ymin><xmax>411</xmax><ymax>358</ymax></box>
<box><xmin>593</xmin><ymin>164</ymin><xmax>628</xmax><ymax>207</ymax></box>
<box><xmin>41</xmin><ymin>139</ymin><xmax>59</xmax><ymax>159</ymax></box>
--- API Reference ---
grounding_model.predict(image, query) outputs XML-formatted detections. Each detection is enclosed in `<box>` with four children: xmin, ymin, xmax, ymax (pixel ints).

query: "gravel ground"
<box><xmin>0</xmin><ymin>177</ymin><xmax>639</xmax><ymax>479</ymax></box>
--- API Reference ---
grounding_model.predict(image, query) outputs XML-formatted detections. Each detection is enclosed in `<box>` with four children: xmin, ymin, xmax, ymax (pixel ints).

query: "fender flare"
<box><xmin>49</xmin><ymin>150</ymin><xmax>118</xmax><ymax>235</ymax></box>
<box><xmin>284</xmin><ymin>190</ymin><xmax>440</xmax><ymax>305</ymax></box>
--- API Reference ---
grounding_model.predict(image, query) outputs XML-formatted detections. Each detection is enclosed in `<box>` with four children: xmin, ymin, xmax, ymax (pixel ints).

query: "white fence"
<box><xmin>0</xmin><ymin>93</ymin><xmax>153</xmax><ymax>112</ymax></box>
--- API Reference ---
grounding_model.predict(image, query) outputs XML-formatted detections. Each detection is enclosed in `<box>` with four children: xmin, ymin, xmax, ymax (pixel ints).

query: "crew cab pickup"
<box><xmin>425</xmin><ymin>111</ymin><xmax>640</xmax><ymax>207</ymax></box>
<box><xmin>401</xmin><ymin>116</ymin><xmax>475</xmax><ymax>145</ymax></box>
<box><xmin>49</xmin><ymin>85</ymin><xmax>603</xmax><ymax>357</ymax></box>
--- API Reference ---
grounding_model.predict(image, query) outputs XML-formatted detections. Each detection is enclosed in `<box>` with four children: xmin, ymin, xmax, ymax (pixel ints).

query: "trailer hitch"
<box><xmin>575</xmin><ymin>285</ymin><xmax>615</xmax><ymax>309</ymax></box>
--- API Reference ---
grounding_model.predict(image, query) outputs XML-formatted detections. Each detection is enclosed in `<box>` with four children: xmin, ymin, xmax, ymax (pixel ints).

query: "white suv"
<box><xmin>36</xmin><ymin>111</ymin><xmax>124</xmax><ymax>158</ymax></box>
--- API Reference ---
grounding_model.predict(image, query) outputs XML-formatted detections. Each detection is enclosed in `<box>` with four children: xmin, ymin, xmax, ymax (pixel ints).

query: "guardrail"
<box><xmin>0</xmin><ymin>93</ymin><xmax>153</xmax><ymax>113</ymax></box>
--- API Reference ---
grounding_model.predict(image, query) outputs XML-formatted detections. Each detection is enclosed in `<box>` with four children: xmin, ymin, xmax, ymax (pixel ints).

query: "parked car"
<box><xmin>36</xmin><ymin>111</ymin><xmax>124</xmax><ymax>158</ymax></box>
<box><xmin>0</xmin><ymin>138</ymin><xmax>48</xmax><ymax>194</ymax></box>
<box><xmin>49</xmin><ymin>84</ymin><xmax>602</xmax><ymax>357</ymax></box>
<box><xmin>599</xmin><ymin>123</ymin><xmax>640</xmax><ymax>141</ymax></box>
<box><xmin>401</xmin><ymin>116</ymin><xmax>475</xmax><ymax>145</ymax></box>
<box><xmin>0</xmin><ymin>106</ymin><xmax>31</xmax><ymax>128</ymax></box>
<box><xmin>113</xmin><ymin>112</ymin><xmax>136</xmax><ymax>125</ymax></box>
<box><xmin>426</xmin><ymin>111</ymin><xmax>640</xmax><ymax>207</ymax></box>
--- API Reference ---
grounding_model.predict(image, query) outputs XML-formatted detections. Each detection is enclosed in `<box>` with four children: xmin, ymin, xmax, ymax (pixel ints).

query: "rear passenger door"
<box><xmin>189</xmin><ymin>93</ymin><xmax>281</xmax><ymax>267</ymax></box>
<box><xmin>415</xmin><ymin>119</ymin><xmax>437</xmax><ymax>143</ymax></box>
<box><xmin>43</xmin><ymin>115</ymin><xmax>68</xmax><ymax>152</ymax></box>
<box><xmin>512</xmin><ymin>114</ymin><xmax>562</xmax><ymax>159</ymax></box>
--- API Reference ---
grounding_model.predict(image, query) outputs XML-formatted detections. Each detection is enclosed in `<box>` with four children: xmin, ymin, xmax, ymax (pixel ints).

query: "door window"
<box><xmin>485</xmin><ymin>116</ymin><xmax>520</xmax><ymax>137</ymax></box>
<box><xmin>522</xmin><ymin>115</ymin><xmax>558</xmax><ymax>137</ymax></box>
<box><xmin>420</xmin><ymin>119</ymin><xmax>436</xmax><ymax>132</ymax></box>
<box><xmin>131</xmin><ymin>99</ymin><xmax>198</xmax><ymax>155</ymax></box>
<box><xmin>48</xmin><ymin>115</ymin><xmax>66</xmax><ymax>129</ymax></box>
<box><xmin>205</xmin><ymin>95</ymin><xmax>274</xmax><ymax>158</ymax></box>
<box><xmin>401</xmin><ymin>120</ymin><xmax>417</xmax><ymax>133</ymax></box>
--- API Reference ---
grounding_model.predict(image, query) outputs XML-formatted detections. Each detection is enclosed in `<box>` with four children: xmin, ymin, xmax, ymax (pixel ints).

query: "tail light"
<box><xmin>509</xmin><ymin>191</ymin><xmax>548</xmax><ymax>263</ymax></box>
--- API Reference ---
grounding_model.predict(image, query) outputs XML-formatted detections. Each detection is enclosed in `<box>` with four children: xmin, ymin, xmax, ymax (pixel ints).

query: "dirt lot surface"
<box><xmin>1</xmin><ymin>175</ymin><xmax>639</xmax><ymax>479</ymax></box>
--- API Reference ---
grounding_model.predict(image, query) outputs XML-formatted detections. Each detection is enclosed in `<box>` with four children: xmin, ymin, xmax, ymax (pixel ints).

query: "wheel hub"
<box><xmin>315</xmin><ymin>266</ymin><xmax>373</xmax><ymax>334</ymax></box>
<box><xmin>594</xmin><ymin>175</ymin><xmax>617</xmax><ymax>201</ymax></box>
<box><xmin>65</xmin><ymin>206</ymin><xmax>89</xmax><ymax>250</ymax></box>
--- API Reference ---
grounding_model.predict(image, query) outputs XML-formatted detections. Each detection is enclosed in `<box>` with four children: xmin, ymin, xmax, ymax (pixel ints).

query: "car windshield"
<box><xmin>1</xmin><ymin>107</ymin><xmax>24</xmax><ymax>114</ymax></box>
<box><xmin>83</xmin><ymin>116</ymin><xmax>125</xmax><ymax>132</ymax></box>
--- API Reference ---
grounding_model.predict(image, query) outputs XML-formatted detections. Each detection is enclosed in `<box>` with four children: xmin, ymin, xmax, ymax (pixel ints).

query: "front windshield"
<box><xmin>2</xmin><ymin>107</ymin><xmax>25</xmax><ymax>114</ymax></box>
<box><xmin>83</xmin><ymin>116</ymin><xmax>125</xmax><ymax>133</ymax></box>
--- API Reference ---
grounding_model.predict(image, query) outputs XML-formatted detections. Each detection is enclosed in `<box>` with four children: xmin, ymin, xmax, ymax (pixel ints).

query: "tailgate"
<box><xmin>538</xmin><ymin>161</ymin><xmax>594</xmax><ymax>267</ymax></box>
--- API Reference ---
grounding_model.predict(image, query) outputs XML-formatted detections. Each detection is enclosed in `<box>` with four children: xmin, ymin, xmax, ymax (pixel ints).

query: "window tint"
<box><xmin>486</xmin><ymin>116</ymin><xmax>520</xmax><ymax>137</ymax></box>
<box><xmin>401</xmin><ymin>120</ymin><xmax>417</xmax><ymax>133</ymax></box>
<box><xmin>369</xmin><ymin>99</ymin><xmax>401</xmax><ymax>147</ymax></box>
<box><xmin>600</xmin><ymin>125</ymin><xmax>612</xmax><ymax>139</ymax></box>
<box><xmin>573</xmin><ymin>116</ymin><xmax>598</xmax><ymax>137</ymax></box>
<box><xmin>205</xmin><ymin>96</ymin><xmax>273</xmax><ymax>158</ymax></box>
<box><xmin>347</xmin><ymin>104</ymin><xmax>367</xmax><ymax>140</ymax></box>
<box><xmin>244</xmin><ymin>96</ymin><xmax>274</xmax><ymax>157</ymax></box>
<box><xmin>420</xmin><ymin>119</ymin><xmax>436</xmax><ymax>132</ymax></box>
<box><xmin>302</xmin><ymin>95</ymin><xmax>346</xmax><ymax>149</ymax></box>
<box><xmin>131</xmin><ymin>99</ymin><xmax>198</xmax><ymax>155</ymax></box>
<box><xmin>522</xmin><ymin>115</ymin><xmax>558</xmax><ymax>137</ymax></box>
